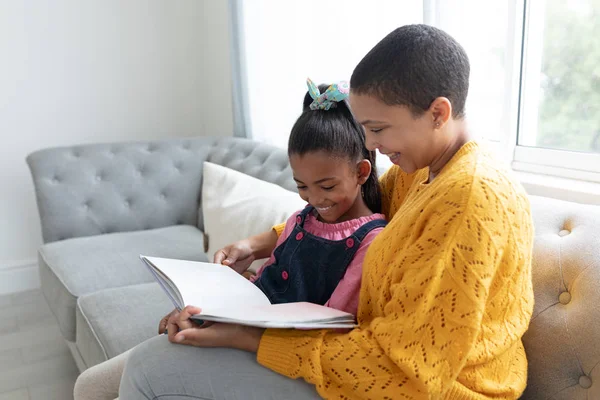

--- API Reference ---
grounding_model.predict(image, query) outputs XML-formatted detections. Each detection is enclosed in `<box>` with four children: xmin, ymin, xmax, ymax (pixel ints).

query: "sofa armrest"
<box><xmin>27</xmin><ymin>137</ymin><xmax>218</xmax><ymax>243</ymax></box>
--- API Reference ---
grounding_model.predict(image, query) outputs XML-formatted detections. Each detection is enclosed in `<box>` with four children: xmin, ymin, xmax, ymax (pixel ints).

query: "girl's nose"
<box><xmin>309</xmin><ymin>195</ymin><xmax>324</xmax><ymax>207</ymax></box>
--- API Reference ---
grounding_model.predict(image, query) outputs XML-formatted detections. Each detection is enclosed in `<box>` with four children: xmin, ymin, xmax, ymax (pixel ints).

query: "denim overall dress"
<box><xmin>254</xmin><ymin>206</ymin><xmax>387</xmax><ymax>305</ymax></box>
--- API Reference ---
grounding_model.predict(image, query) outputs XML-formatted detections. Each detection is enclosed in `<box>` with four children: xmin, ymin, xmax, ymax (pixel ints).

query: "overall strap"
<box><xmin>351</xmin><ymin>218</ymin><xmax>388</xmax><ymax>242</ymax></box>
<box><xmin>295</xmin><ymin>205</ymin><xmax>314</xmax><ymax>228</ymax></box>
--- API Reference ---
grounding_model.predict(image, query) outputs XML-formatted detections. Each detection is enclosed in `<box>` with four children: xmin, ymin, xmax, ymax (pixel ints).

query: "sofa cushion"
<box><xmin>39</xmin><ymin>225</ymin><xmax>207</xmax><ymax>341</ymax></box>
<box><xmin>202</xmin><ymin>162</ymin><xmax>306</xmax><ymax>272</ymax></box>
<box><xmin>76</xmin><ymin>282</ymin><xmax>173</xmax><ymax>368</ymax></box>
<box><xmin>522</xmin><ymin>196</ymin><xmax>600</xmax><ymax>399</ymax></box>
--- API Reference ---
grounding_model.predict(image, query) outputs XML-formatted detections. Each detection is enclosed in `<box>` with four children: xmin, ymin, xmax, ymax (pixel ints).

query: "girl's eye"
<box><xmin>322</xmin><ymin>186</ymin><xmax>335</xmax><ymax>191</ymax></box>
<box><xmin>371</xmin><ymin>128</ymin><xmax>383</xmax><ymax>133</ymax></box>
<box><xmin>297</xmin><ymin>186</ymin><xmax>307</xmax><ymax>191</ymax></box>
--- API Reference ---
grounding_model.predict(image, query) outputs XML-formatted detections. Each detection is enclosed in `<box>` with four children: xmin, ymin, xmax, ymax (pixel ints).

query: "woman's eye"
<box><xmin>371</xmin><ymin>128</ymin><xmax>383</xmax><ymax>133</ymax></box>
<box><xmin>297</xmin><ymin>186</ymin><xmax>307</xmax><ymax>191</ymax></box>
<box><xmin>322</xmin><ymin>186</ymin><xmax>335</xmax><ymax>191</ymax></box>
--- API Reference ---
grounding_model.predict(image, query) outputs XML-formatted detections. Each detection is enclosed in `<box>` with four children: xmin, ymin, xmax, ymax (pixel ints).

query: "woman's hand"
<box><xmin>167</xmin><ymin>306</ymin><xmax>264</xmax><ymax>352</ymax></box>
<box><xmin>166</xmin><ymin>306</ymin><xmax>204</xmax><ymax>336</ymax></box>
<box><xmin>158</xmin><ymin>309</ymin><xmax>178</xmax><ymax>334</ymax></box>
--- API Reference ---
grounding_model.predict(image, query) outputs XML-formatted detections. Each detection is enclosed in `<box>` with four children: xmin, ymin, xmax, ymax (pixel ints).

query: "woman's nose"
<box><xmin>364</xmin><ymin>132</ymin><xmax>378</xmax><ymax>151</ymax></box>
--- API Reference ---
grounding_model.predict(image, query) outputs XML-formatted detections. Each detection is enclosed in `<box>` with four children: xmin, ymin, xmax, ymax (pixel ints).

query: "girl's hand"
<box><xmin>213</xmin><ymin>240</ymin><xmax>256</xmax><ymax>274</ymax></box>
<box><xmin>213</xmin><ymin>230</ymin><xmax>279</xmax><ymax>274</ymax></box>
<box><xmin>168</xmin><ymin>306</ymin><xmax>264</xmax><ymax>352</ymax></box>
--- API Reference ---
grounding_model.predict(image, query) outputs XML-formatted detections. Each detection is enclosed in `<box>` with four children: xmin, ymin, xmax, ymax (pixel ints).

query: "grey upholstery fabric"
<box><xmin>76</xmin><ymin>282</ymin><xmax>173</xmax><ymax>368</ymax></box>
<box><xmin>26</xmin><ymin>137</ymin><xmax>294</xmax><ymax>243</ymax></box>
<box><xmin>521</xmin><ymin>196</ymin><xmax>600</xmax><ymax>400</ymax></box>
<box><xmin>26</xmin><ymin>136</ymin><xmax>296</xmax><ymax>368</ymax></box>
<box><xmin>39</xmin><ymin>225</ymin><xmax>207</xmax><ymax>341</ymax></box>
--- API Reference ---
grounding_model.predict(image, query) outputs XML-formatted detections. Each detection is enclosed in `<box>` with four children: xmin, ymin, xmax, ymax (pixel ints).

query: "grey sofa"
<box><xmin>27</xmin><ymin>136</ymin><xmax>600</xmax><ymax>399</ymax></box>
<box><xmin>26</xmin><ymin>136</ymin><xmax>295</xmax><ymax>371</ymax></box>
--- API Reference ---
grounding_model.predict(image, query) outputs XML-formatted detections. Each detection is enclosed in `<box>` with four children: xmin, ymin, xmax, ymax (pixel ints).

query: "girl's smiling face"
<box><xmin>290</xmin><ymin>151</ymin><xmax>371</xmax><ymax>223</ymax></box>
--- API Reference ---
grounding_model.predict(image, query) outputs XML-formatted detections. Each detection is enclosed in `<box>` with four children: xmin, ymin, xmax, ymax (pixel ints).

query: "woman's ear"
<box><xmin>356</xmin><ymin>159</ymin><xmax>372</xmax><ymax>185</ymax></box>
<box><xmin>429</xmin><ymin>97</ymin><xmax>452</xmax><ymax>129</ymax></box>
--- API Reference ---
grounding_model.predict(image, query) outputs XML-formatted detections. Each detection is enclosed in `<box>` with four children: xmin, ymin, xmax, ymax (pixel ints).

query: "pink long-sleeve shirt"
<box><xmin>252</xmin><ymin>210</ymin><xmax>386</xmax><ymax>316</ymax></box>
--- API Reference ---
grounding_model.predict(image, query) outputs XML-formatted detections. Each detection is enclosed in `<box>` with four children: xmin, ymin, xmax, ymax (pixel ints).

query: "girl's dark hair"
<box><xmin>288</xmin><ymin>84</ymin><xmax>382</xmax><ymax>214</ymax></box>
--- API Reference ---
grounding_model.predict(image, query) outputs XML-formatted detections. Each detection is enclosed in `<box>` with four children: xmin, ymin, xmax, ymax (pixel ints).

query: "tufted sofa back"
<box><xmin>522</xmin><ymin>195</ymin><xmax>600</xmax><ymax>399</ymax></box>
<box><xmin>27</xmin><ymin>137</ymin><xmax>295</xmax><ymax>243</ymax></box>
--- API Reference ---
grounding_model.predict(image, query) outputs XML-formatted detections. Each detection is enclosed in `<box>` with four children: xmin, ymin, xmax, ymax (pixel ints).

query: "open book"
<box><xmin>140</xmin><ymin>255</ymin><xmax>357</xmax><ymax>329</ymax></box>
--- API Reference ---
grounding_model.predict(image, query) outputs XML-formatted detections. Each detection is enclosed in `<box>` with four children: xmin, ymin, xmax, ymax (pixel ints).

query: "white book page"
<box><xmin>142</xmin><ymin>256</ymin><xmax>271</xmax><ymax>310</ymax></box>
<box><xmin>199</xmin><ymin>302</ymin><xmax>355</xmax><ymax>324</ymax></box>
<box><xmin>192</xmin><ymin>317</ymin><xmax>357</xmax><ymax>329</ymax></box>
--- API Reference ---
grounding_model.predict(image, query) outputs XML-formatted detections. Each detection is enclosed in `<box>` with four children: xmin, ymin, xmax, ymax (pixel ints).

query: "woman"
<box><xmin>119</xmin><ymin>24</ymin><xmax>534</xmax><ymax>400</ymax></box>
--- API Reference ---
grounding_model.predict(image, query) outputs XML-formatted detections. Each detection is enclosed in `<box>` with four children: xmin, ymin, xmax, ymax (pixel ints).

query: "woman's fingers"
<box><xmin>166</xmin><ymin>312</ymin><xmax>180</xmax><ymax>342</ymax></box>
<box><xmin>158</xmin><ymin>315</ymin><xmax>168</xmax><ymax>335</ymax></box>
<box><xmin>158</xmin><ymin>309</ymin><xmax>177</xmax><ymax>334</ymax></box>
<box><xmin>170</xmin><ymin>323</ymin><xmax>264</xmax><ymax>353</ymax></box>
<box><xmin>179</xmin><ymin>305</ymin><xmax>202</xmax><ymax>321</ymax></box>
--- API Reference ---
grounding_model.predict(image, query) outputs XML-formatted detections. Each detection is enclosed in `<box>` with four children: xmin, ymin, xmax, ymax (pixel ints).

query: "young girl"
<box><xmin>74</xmin><ymin>78</ymin><xmax>387</xmax><ymax>400</ymax></box>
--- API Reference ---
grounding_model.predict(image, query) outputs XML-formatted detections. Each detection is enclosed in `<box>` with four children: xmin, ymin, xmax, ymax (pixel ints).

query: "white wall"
<box><xmin>241</xmin><ymin>0</ymin><xmax>423</xmax><ymax>149</ymax></box>
<box><xmin>0</xmin><ymin>1</ymin><xmax>233</xmax><ymax>293</ymax></box>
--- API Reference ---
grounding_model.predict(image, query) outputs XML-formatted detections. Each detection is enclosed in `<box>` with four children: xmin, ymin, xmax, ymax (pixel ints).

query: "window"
<box><xmin>236</xmin><ymin>0</ymin><xmax>422</xmax><ymax>150</ymax></box>
<box><xmin>231</xmin><ymin>0</ymin><xmax>600</xmax><ymax>189</ymax></box>
<box><xmin>515</xmin><ymin>0</ymin><xmax>600</xmax><ymax>181</ymax></box>
<box><xmin>520</xmin><ymin>0</ymin><xmax>600</xmax><ymax>154</ymax></box>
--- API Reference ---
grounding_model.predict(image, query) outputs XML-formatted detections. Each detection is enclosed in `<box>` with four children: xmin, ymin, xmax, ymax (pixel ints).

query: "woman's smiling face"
<box><xmin>349</xmin><ymin>92</ymin><xmax>442</xmax><ymax>174</ymax></box>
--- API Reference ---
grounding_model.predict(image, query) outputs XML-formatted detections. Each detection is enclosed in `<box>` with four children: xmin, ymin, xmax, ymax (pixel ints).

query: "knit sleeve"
<box><xmin>257</xmin><ymin>182</ymin><xmax>515</xmax><ymax>398</ymax></box>
<box><xmin>272</xmin><ymin>223</ymin><xmax>286</xmax><ymax>237</ymax></box>
<box><xmin>377</xmin><ymin>166</ymin><xmax>397</xmax><ymax>218</ymax></box>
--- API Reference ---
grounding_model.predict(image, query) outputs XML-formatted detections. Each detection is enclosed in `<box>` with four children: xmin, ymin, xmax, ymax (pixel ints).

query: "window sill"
<box><xmin>515</xmin><ymin>170</ymin><xmax>600</xmax><ymax>205</ymax></box>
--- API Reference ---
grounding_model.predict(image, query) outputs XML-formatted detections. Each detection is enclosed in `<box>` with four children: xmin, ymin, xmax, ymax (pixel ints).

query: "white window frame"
<box><xmin>512</xmin><ymin>0</ymin><xmax>600</xmax><ymax>183</ymax></box>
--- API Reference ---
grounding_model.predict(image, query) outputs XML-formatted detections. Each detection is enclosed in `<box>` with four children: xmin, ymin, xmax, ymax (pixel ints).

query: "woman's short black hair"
<box><xmin>288</xmin><ymin>84</ymin><xmax>382</xmax><ymax>214</ymax></box>
<box><xmin>351</xmin><ymin>24</ymin><xmax>470</xmax><ymax>119</ymax></box>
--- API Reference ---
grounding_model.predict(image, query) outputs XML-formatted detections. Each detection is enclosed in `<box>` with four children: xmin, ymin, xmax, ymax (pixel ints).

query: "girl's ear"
<box><xmin>356</xmin><ymin>159</ymin><xmax>372</xmax><ymax>185</ymax></box>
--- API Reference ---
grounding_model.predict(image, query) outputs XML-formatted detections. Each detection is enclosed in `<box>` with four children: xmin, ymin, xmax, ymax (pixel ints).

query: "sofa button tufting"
<box><xmin>559</xmin><ymin>291</ymin><xmax>571</xmax><ymax>305</ymax></box>
<box><xmin>558</xmin><ymin>229</ymin><xmax>570</xmax><ymax>237</ymax></box>
<box><xmin>579</xmin><ymin>375</ymin><xmax>592</xmax><ymax>389</ymax></box>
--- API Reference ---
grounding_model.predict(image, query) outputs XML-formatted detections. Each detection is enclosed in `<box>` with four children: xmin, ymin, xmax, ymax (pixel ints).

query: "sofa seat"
<box><xmin>76</xmin><ymin>282</ymin><xmax>173</xmax><ymax>368</ymax></box>
<box><xmin>38</xmin><ymin>225</ymin><xmax>208</xmax><ymax>341</ymax></box>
